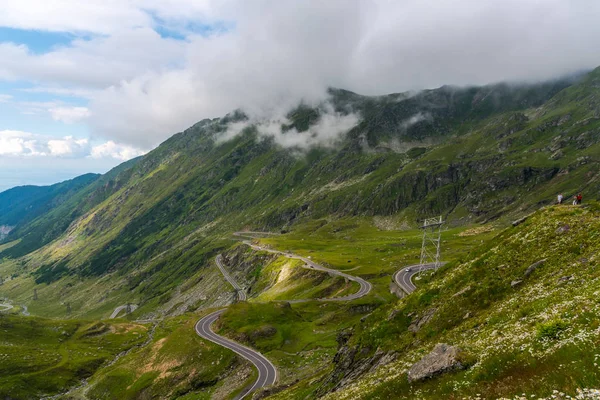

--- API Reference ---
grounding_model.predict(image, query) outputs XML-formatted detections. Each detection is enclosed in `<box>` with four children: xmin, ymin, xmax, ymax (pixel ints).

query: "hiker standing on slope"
<box><xmin>576</xmin><ymin>193</ymin><xmax>583</xmax><ymax>205</ymax></box>
<box><xmin>557</xmin><ymin>193</ymin><xmax>563</xmax><ymax>204</ymax></box>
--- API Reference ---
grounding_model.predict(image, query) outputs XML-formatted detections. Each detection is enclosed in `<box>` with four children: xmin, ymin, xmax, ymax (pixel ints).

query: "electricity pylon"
<box><xmin>420</xmin><ymin>215</ymin><xmax>443</xmax><ymax>267</ymax></box>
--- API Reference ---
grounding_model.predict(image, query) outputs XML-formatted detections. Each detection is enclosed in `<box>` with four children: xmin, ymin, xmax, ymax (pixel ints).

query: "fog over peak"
<box><xmin>2</xmin><ymin>0</ymin><xmax>600</xmax><ymax>151</ymax></box>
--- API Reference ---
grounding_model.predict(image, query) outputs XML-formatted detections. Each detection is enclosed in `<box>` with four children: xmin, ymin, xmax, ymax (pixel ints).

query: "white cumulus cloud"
<box><xmin>0</xmin><ymin>130</ymin><xmax>45</xmax><ymax>156</ymax></box>
<box><xmin>0</xmin><ymin>130</ymin><xmax>144</xmax><ymax>160</ymax></box>
<box><xmin>90</xmin><ymin>141</ymin><xmax>146</xmax><ymax>161</ymax></box>
<box><xmin>49</xmin><ymin>106</ymin><xmax>91</xmax><ymax>124</ymax></box>
<box><xmin>47</xmin><ymin>136</ymin><xmax>89</xmax><ymax>156</ymax></box>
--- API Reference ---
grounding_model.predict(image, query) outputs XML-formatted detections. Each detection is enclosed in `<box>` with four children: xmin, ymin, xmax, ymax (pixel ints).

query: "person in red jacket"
<box><xmin>576</xmin><ymin>193</ymin><xmax>583</xmax><ymax>205</ymax></box>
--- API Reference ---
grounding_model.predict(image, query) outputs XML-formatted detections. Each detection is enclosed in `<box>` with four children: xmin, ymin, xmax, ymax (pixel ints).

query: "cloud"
<box><xmin>90</xmin><ymin>141</ymin><xmax>146</xmax><ymax>161</ymax></box>
<box><xmin>0</xmin><ymin>0</ymin><xmax>217</xmax><ymax>35</ymax></box>
<box><xmin>401</xmin><ymin>113</ymin><xmax>432</xmax><ymax>130</ymax></box>
<box><xmin>47</xmin><ymin>136</ymin><xmax>89</xmax><ymax>156</ymax></box>
<box><xmin>88</xmin><ymin>70</ymin><xmax>205</xmax><ymax>148</ymax></box>
<box><xmin>2</xmin><ymin>0</ymin><xmax>600</xmax><ymax>150</ymax></box>
<box><xmin>220</xmin><ymin>107</ymin><xmax>359</xmax><ymax>149</ymax></box>
<box><xmin>0</xmin><ymin>130</ymin><xmax>45</xmax><ymax>156</ymax></box>
<box><xmin>0</xmin><ymin>130</ymin><xmax>144</xmax><ymax>160</ymax></box>
<box><xmin>3</xmin><ymin>97</ymin><xmax>92</xmax><ymax>122</ymax></box>
<box><xmin>0</xmin><ymin>28</ymin><xmax>187</xmax><ymax>88</ymax></box>
<box><xmin>49</xmin><ymin>106</ymin><xmax>91</xmax><ymax>123</ymax></box>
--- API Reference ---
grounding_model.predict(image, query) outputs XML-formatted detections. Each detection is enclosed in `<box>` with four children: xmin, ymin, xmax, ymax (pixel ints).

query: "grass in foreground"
<box><xmin>0</xmin><ymin>315</ymin><xmax>147</xmax><ymax>399</ymax></box>
<box><xmin>84</xmin><ymin>312</ymin><xmax>254</xmax><ymax>400</ymax></box>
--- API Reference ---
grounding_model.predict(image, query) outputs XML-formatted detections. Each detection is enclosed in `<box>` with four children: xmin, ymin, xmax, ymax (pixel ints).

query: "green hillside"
<box><xmin>0</xmin><ymin>68</ymin><xmax>599</xmax><ymax>398</ymax></box>
<box><xmin>310</xmin><ymin>203</ymin><xmax>600</xmax><ymax>399</ymax></box>
<box><xmin>0</xmin><ymin>314</ymin><xmax>147</xmax><ymax>399</ymax></box>
<box><xmin>0</xmin><ymin>173</ymin><xmax>99</xmax><ymax>236</ymax></box>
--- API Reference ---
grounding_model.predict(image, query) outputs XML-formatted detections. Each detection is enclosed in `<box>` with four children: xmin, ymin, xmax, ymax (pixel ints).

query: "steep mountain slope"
<box><xmin>0</xmin><ymin>158</ymin><xmax>139</xmax><ymax>259</ymax></box>
<box><xmin>0</xmin><ymin>68</ymin><xmax>599</xmax><ymax>321</ymax></box>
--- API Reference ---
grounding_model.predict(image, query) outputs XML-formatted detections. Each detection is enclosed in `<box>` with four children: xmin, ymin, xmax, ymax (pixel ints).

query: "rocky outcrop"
<box><xmin>407</xmin><ymin>343</ymin><xmax>466</xmax><ymax>382</ymax></box>
<box><xmin>408</xmin><ymin>308</ymin><xmax>437</xmax><ymax>333</ymax></box>
<box><xmin>315</xmin><ymin>329</ymin><xmax>396</xmax><ymax>396</ymax></box>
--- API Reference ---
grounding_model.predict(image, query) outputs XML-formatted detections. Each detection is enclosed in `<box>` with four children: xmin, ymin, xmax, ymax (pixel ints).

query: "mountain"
<box><xmin>1</xmin><ymin>68</ymin><xmax>599</xmax><ymax>399</ymax></box>
<box><xmin>1</xmin><ymin>69</ymin><xmax>599</xmax><ymax>313</ymax></box>
<box><xmin>0</xmin><ymin>173</ymin><xmax>99</xmax><ymax>240</ymax></box>
<box><xmin>0</xmin><ymin>158</ymin><xmax>140</xmax><ymax>259</ymax></box>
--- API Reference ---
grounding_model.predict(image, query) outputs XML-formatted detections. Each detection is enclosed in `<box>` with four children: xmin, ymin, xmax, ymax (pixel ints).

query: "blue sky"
<box><xmin>0</xmin><ymin>27</ymin><xmax>78</xmax><ymax>53</ymax></box>
<box><xmin>0</xmin><ymin>2</ymin><xmax>237</xmax><ymax>193</ymax></box>
<box><xmin>1</xmin><ymin>0</ymin><xmax>599</xmax><ymax>193</ymax></box>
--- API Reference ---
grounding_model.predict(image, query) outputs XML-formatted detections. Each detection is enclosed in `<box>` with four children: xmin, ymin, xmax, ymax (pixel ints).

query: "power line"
<box><xmin>420</xmin><ymin>215</ymin><xmax>443</xmax><ymax>267</ymax></box>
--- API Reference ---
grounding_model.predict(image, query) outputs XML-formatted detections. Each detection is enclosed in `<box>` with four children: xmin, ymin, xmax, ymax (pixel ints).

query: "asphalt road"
<box><xmin>0</xmin><ymin>303</ymin><xmax>13</xmax><ymax>312</ymax></box>
<box><xmin>196</xmin><ymin>232</ymin><xmax>373</xmax><ymax>398</ymax></box>
<box><xmin>393</xmin><ymin>262</ymin><xmax>446</xmax><ymax>295</ymax></box>
<box><xmin>109</xmin><ymin>304</ymin><xmax>138</xmax><ymax>319</ymax></box>
<box><xmin>195</xmin><ymin>309</ymin><xmax>277</xmax><ymax>400</ymax></box>
<box><xmin>216</xmin><ymin>254</ymin><xmax>247</xmax><ymax>302</ymax></box>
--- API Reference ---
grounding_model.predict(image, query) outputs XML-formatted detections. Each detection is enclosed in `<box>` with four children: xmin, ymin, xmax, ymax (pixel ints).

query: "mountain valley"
<box><xmin>1</xmin><ymin>67</ymin><xmax>600</xmax><ymax>399</ymax></box>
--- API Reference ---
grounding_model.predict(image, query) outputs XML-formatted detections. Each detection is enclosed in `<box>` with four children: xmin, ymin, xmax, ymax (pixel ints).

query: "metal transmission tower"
<box><xmin>420</xmin><ymin>215</ymin><xmax>443</xmax><ymax>267</ymax></box>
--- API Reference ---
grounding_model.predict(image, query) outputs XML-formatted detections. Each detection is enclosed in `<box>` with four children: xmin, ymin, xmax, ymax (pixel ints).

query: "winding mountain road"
<box><xmin>195</xmin><ymin>309</ymin><xmax>277</xmax><ymax>400</ymax></box>
<box><xmin>195</xmin><ymin>232</ymin><xmax>373</xmax><ymax>399</ymax></box>
<box><xmin>393</xmin><ymin>262</ymin><xmax>446</xmax><ymax>295</ymax></box>
<box><xmin>0</xmin><ymin>303</ymin><xmax>13</xmax><ymax>312</ymax></box>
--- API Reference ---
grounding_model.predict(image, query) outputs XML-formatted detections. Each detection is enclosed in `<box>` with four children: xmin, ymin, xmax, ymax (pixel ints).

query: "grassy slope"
<box><xmin>260</xmin><ymin>217</ymin><xmax>498</xmax><ymax>301</ymax></box>
<box><xmin>0</xmin><ymin>315</ymin><xmax>147</xmax><ymax>399</ymax></box>
<box><xmin>283</xmin><ymin>204</ymin><xmax>600</xmax><ymax>399</ymax></box>
<box><xmin>83</xmin><ymin>313</ymin><xmax>253</xmax><ymax>400</ymax></box>
<box><xmin>217</xmin><ymin>301</ymin><xmax>365</xmax><ymax>395</ymax></box>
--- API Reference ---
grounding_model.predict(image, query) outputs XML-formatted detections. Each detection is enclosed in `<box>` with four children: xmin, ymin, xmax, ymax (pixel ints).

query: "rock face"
<box><xmin>408</xmin><ymin>308</ymin><xmax>437</xmax><ymax>333</ymax></box>
<box><xmin>407</xmin><ymin>343</ymin><xmax>465</xmax><ymax>382</ymax></box>
<box><xmin>315</xmin><ymin>329</ymin><xmax>397</xmax><ymax>396</ymax></box>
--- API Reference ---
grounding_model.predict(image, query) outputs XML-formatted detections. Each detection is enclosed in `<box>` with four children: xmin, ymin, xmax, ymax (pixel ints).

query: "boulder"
<box><xmin>407</xmin><ymin>343</ymin><xmax>465</xmax><ymax>382</ymax></box>
<box><xmin>512</xmin><ymin>216</ymin><xmax>528</xmax><ymax>227</ymax></box>
<box><xmin>557</xmin><ymin>275</ymin><xmax>573</xmax><ymax>284</ymax></box>
<box><xmin>511</xmin><ymin>279</ymin><xmax>523</xmax><ymax>288</ymax></box>
<box><xmin>524</xmin><ymin>259</ymin><xmax>546</xmax><ymax>278</ymax></box>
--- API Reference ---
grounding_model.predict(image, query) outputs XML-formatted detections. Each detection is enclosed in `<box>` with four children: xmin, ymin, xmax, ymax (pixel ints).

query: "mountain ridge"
<box><xmin>0</xmin><ymin>67</ymin><xmax>599</xmax><ymax>317</ymax></box>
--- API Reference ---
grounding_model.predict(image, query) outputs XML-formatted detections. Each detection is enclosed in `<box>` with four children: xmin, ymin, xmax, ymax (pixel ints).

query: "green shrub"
<box><xmin>536</xmin><ymin>319</ymin><xmax>568</xmax><ymax>341</ymax></box>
